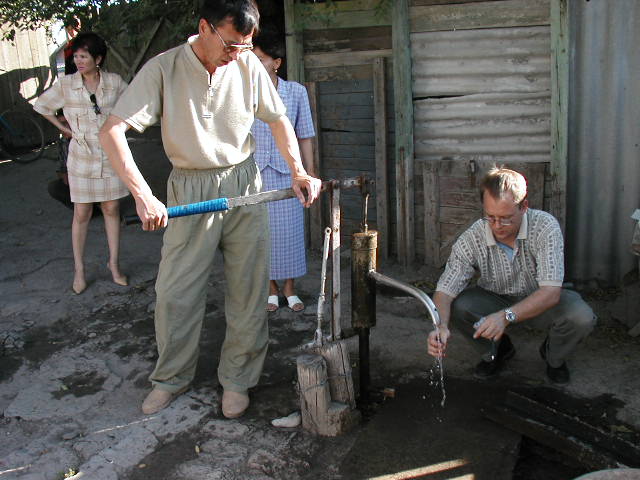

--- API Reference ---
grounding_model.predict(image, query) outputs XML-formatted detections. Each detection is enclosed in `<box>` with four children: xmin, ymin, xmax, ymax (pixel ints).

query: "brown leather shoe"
<box><xmin>142</xmin><ymin>386</ymin><xmax>188</xmax><ymax>415</ymax></box>
<box><xmin>222</xmin><ymin>390</ymin><xmax>250</xmax><ymax>419</ymax></box>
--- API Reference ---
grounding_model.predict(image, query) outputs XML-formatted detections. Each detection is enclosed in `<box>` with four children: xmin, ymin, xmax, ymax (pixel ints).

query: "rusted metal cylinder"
<box><xmin>351</xmin><ymin>230</ymin><xmax>377</xmax><ymax>405</ymax></box>
<box><xmin>351</xmin><ymin>230</ymin><xmax>378</xmax><ymax>329</ymax></box>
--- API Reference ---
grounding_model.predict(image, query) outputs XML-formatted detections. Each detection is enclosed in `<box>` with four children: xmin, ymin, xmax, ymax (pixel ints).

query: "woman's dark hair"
<box><xmin>253</xmin><ymin>30</ymin><xmax>285</xmax><ymax>60</ymax></box>
<box><xmin>71</xmin><ymin>32</ymin><xmax>108</xmax><ymax>66</ymax></box>
<box><xmin>200</xmin><ymin>0</ymin><xmax>260</xmax><ymax>36</ymax></box>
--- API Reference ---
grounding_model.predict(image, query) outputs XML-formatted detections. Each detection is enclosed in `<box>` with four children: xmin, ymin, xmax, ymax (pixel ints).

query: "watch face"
<box><xmin>505</xmin><ymin>310</ymin><xmax>516</xmax><ymax>322</ymax></box>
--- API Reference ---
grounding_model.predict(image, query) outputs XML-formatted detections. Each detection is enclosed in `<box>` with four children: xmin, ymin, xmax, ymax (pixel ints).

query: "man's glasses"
<box><xmin>482</xmin><ymin>216</ymin><xmax>515</xmax><ymax>226</ymax></box>
<box><xmin>89</xmin><ymin>93</ymin><xmax>101</xmax><ymax>115</ymax></box>
<box><xmin>210</xmin><ymin>24</ymin><xmax>253</xmax><ymax>53</ymax></box>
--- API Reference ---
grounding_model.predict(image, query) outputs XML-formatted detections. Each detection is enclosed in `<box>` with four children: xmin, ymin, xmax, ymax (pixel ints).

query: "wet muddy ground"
<box><xmin>2</xmin><ymin>138</ymin><xmax>639</xmax><ymax>479</ymax></box>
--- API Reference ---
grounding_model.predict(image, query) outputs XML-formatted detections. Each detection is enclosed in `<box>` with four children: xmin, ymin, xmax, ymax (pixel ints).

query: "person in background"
<box><xmin>250</xmin><ymin>31</ymin><xmax>316</xmax><ymax>313</ymax></box>
<box><xmin>35</xmin><ymin>32</ymin><xmax>129</xmax><ymax>294</ymax></box>
<box><xmin>46</xmin><ymin>113</ymin><xmax>74</xmax><ymax>210</ymax></box>
<box><xmin>63</xmin><ymin>17</ymin><xmax>81</xmax><ymax>75</ymax></box>
<box><xmin>427</xmin><ymin>167</ymin><xmax>596</xmax><ymax>385</ymax></box>
<box><xmin>47</xmin><ymin>17</ymin><xmax>81</xmax><ymax>210</ymax></box>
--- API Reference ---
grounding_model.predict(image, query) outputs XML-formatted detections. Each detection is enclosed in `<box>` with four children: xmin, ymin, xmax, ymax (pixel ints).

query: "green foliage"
<box><xmin>93</xmin><ymin>0</ymin><xmax>198</xmax><ymax>45</ymax></box>
<box><xmin>293</xmin><ymin>0</ymin><xmax>392</xmax><ymax>29</ymax></box>
<box><xmin>1</xmin><ymin>0</ymin><xmax>393</xmax><ymax>44</ymax></box>
<box><xmin>1</xmin><ymin>0</ymin><xmax>101</xmax><ymax>41</ymax></box>
<box><xmin>372</xmin><ymin>0</ymin><xmax>392</xmax><ymax>19</ymax></box>
<box><xmin>294</xmin><ymin>1</ymin><xmax>339</xmax><ymax>29</ymax></box>
<box><xmin>0</xmin><ymin>0</ymin><xmax>198</xmax><ymax>43</ymax></box>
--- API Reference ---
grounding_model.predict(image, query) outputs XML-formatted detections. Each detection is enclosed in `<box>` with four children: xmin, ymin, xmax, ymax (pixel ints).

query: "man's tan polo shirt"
<box><xmin>111</xmin><ymin>35</ymin><xmax>286</xmax><ymax>169</ymax></box>
<box><xmin>436</xmin><ymin>209</ymin><xmax>565</xmax><ymax>298</ymax></box>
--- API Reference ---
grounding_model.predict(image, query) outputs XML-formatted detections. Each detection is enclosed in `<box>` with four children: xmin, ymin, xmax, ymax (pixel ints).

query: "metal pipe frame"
<box><xmin>368</xmin><ymin>270</ymin><xmax>441</xmax><ymax>328</ymax></box>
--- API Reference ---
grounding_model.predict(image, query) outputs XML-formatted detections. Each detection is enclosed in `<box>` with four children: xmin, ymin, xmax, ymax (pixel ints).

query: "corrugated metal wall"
<box><xmin>566</xmin><ymin>0</ymin><xmax>640</xmax><ymax>285</ymax></box>
<box><xmin>412</xmin><ymin>26</ymin><xmax>551</xmax><ymax>165</ymax></box>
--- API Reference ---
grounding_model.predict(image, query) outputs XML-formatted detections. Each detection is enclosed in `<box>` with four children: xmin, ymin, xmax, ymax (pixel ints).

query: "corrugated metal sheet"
<box><xmin>412</xmin><ymin>26</ymin><xmax>551</xmax><ymax>164</ymax></box>
<box><xmin>566</xmin><ymin>0</ymin><xmax>640</xmax><ymax>285</ymax></box>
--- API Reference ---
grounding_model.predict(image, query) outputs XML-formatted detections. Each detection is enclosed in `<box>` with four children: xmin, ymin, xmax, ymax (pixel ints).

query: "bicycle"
<box><xmin>0</xmin><ymin>109</ymin><xmax>45</xmax><ymax>164</ymax></box>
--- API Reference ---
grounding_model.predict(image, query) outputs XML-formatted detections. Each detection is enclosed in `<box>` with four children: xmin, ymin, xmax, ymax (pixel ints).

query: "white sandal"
<box><xmin>267</xmin><ymin>295</ymin><xmax>279</xmax><ymax>312</ymax></box>
<box><xmin>286</xmin><ymin>295</ymin><xmax>305</xmax><ymax>312</ymax></box>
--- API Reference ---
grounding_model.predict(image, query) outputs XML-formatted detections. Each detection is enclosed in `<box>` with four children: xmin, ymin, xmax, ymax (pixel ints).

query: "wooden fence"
<box><xmin>0</xmin><ymin>26</ymin><xmax>52</xmax><ymax>111</ymax></box>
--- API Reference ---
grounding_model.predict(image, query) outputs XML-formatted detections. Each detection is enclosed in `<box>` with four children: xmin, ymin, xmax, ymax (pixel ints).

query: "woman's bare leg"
<box><xmin>282</xmin><ymin>278</ymin><xmax>296</xmax><ymax>297</ymax></box>
<box><xmin>269</xmin><ymin>280</ymin><xmax>279</xmax><ymax>296</ymax></box>
<box><xmin>71</xmin><ymin>203</ymin><xmax>93</xmax><ymax>294</ymax></box>
<box><xmin>101</xmin><ymin>199</ymin><xmax>127</xmax><ymax>286</ymax></box>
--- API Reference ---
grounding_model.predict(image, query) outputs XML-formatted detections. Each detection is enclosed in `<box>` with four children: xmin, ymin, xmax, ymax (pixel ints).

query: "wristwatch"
<box><xmin>504</xmin><ymin>308</ymin><xmax>517</xmax><ymax>325</ymax></box>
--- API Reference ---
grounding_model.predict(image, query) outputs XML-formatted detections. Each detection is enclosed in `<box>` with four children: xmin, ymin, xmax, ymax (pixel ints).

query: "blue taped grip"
<box><xmin>167</xmin><ymin>198</ymin><xmax>229</xmax><ymax>218</ymax></box>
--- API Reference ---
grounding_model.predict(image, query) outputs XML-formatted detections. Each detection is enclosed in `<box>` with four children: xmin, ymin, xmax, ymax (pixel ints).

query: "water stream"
<box><xmin>432</xmin><ymin>326</ymin><xmax>446</xmax><ymax>408</ymax></box>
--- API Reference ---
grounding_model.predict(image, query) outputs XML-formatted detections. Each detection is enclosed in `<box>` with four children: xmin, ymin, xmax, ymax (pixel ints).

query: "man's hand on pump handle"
<box><xmin>292</xmin><ymin>174</ymin><xmax>322</xmax><ymax>207</ymax></box>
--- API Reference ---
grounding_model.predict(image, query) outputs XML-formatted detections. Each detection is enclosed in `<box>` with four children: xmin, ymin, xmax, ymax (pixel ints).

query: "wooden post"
<box><xmin>330</xmin><ymin>184</ymin><xmax>341</xmax><ymax>340</ymax></box>
<box><xmin>422</xmin><ymin>162</ymin><xmax>440</xmax><ymax>268</ymax></box>
<box><xmin>373</xmin><ymin>57</ymin><xmax>389</xmax><ymax>259</ymax></box>
<box><xmin>297</xmin><ymin>353</ymin><xmax>358</xmax><ymax>436</ymax></box>
<box><xmin>305</xmin><ymin>81</ymin><xmax>323</xmax><ymax>250</ymax></box>
<box><xmin>315</xmin><ymin>340</ymin><xmax>355</xmax><ymax>408</ymax></box>
<box><xmin>284</xmin><ymin>0</ymin><xmax>305</xmax><ymax>83</ymax></box>
<box><xmin>297</xmin><ymin>354</ymin><xmax>331</xmax><ymax>435</ymax></box>
<box><xmin>550</xmin><ymin>0</ymin><xmax>569</xmax><ymax>232</ymax></box>
<box><xmin>392</xmin><ymin>0</ymin><xmax>415</xmax><ymax>265</ymax></box>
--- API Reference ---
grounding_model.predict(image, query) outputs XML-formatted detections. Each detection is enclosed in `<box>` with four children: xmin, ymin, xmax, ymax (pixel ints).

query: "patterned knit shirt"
<box><xmin>436</xmin><ymin>209</ymin><xmax>564</xmax><ymax>298</ymax></box>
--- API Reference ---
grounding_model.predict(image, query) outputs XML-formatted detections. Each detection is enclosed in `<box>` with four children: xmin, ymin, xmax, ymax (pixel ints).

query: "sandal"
<box><xmin>286</xmin><ymin>295</ymin><xmax>305</xmax><ymax>312</ymax></box>
<box><xmin>267</xmin><ymin>295</ymin><xmax>279</xmax><ymax>312</ymax></box>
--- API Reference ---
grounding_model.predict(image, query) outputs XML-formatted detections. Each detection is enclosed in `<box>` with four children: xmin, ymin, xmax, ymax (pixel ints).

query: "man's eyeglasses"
<box><xmin>210</xmin><ymin>24</ymin><xmax>253</xmax><ymax>53</ymax></box>
<box><xmin>89</xmin><ymin>93</ymin><xmax>101</xmax><ymax>115</ymax></box>
<box><xmin>482</xmin><ymin>216</ymin><xmax>515</xmax><ymax>226</ymax></box>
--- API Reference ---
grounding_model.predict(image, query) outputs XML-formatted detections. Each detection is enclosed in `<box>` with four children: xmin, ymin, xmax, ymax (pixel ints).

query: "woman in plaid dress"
<box><xmin>250</xmin><ymin>33</ymin><xmax>316</xmax><ymax>312</ymax></box>
<box><xmin>34</xmin><ymin>33</ymin><xmax>129</xmax><ymax>294</ymax></box>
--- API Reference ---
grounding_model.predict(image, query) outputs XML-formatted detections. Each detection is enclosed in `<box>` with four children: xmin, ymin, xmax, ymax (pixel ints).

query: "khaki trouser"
<box><xmin>150</xmin><ymin>157</ymin><xmax>270</xmax><ymax>393</ymax></box>
<box><xmin>451</xmin><ymin>286</ymin><xmax>596</xmax><ymax>367</ymax></box>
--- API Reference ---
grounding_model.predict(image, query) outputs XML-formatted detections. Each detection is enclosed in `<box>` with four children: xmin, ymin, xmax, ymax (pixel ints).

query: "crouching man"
<box><xmin>427</xmin><ymin>167</ymin><xmax>596</xmax><ymax>384</ymax></box>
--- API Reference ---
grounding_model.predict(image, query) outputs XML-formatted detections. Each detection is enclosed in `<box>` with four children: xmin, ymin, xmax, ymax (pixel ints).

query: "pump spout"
<box><xmin>368</xmin><ymin>271</ymin><xmax>441</xmax><ymax>329</ymax></box>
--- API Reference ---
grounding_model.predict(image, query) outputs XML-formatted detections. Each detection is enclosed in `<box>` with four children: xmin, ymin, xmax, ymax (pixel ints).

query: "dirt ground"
<box><xmin>1</xmin><ymin>134</ymin><xmax>640</xmax><ymax>480</ymax></box>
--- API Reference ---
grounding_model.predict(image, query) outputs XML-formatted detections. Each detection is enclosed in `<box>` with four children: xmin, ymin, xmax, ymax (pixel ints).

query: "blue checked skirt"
<box><xmin>261</xmin><ymin>166</ymin><xmax>306</xmax><ymax>280</ymax></box>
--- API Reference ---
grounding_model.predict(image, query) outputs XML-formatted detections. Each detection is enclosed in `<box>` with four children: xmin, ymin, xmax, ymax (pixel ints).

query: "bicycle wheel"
<box><xmin>0</xmin><ymin>110</ymin><xmax>45</xmax><ymax>164</ymax></box>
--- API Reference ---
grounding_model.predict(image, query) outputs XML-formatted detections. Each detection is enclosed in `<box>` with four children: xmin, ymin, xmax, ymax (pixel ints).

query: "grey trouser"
<box><xmin>451</xmin><ymin>287</ymin><xmax>596</xmax><ymax>367</ymax></box>
<box><xmin>150</xmin><ymin>157</ymin><xmax>270</xmax><ymax>393</ymax></box>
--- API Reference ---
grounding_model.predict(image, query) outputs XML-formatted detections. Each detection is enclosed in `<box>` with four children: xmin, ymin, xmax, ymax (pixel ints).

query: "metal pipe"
<box><xmin>313</xmin><ymin>227</ymin><xmax>332</xmax><ymax>347</ymax></box>
<box><xmin>351</xmin><ymin>231</ymin><xmax>377</xmax><ymax>330</ymax></box>
<box><xmin>358</xmin><ymin>327</ymin><xmax>370</xmax><ymax>405</ymax></box>
<box><xmin>351</xmin><ymin>231</ymin><xmax>377</xmax><ymax>405</ymax></box>
<box><xmin>124</xmin><ymin>177</ymin><xmax>372</xmax><ymax>226</ymax></box>
<box><xmin>368</xmin><ymin>271</ymin><xmax>441</xmax><ymax>329</ymax></box>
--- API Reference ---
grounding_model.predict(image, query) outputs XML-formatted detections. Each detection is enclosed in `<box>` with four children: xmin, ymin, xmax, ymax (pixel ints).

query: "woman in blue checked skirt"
<box><xmin>250</xmin><ymin>33</ymin><xmax>316</xmax><ymax>312</ymax></box>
